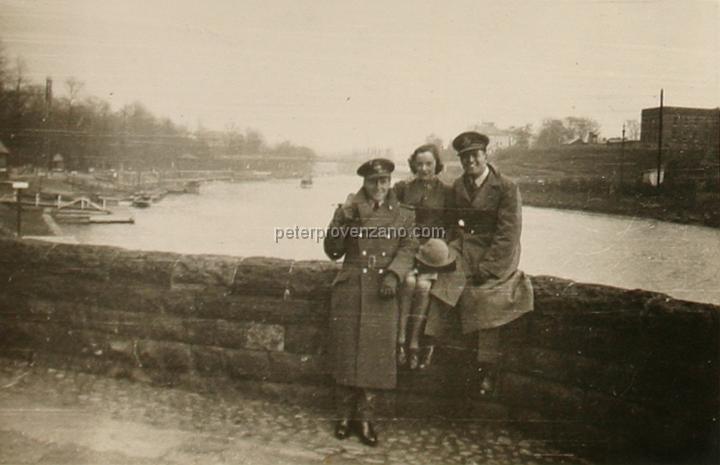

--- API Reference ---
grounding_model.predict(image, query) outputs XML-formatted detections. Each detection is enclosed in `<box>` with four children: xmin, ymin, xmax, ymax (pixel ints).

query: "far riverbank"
<box><xmin>518</xmin><ymin>185</ymin><xmax>720</xmax><ymax>229</ymax></box>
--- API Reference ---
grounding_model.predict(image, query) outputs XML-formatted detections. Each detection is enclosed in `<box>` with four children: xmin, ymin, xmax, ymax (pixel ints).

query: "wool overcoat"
<box><xmin>427</xmin><ymin>164</ymin><xmax>534</xmax><ymax>334</ymax></box>
<box><xmin>324</xmin><ymin>188</ymin><xmax>418</xmax><ymax>389</ymax></box>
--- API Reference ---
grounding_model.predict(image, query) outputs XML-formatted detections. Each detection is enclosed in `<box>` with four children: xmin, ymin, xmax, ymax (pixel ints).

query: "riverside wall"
<box><xmin>0</xmin><ymin>238</ymin><xmax>717</xmax><ymax>461</ymax></box>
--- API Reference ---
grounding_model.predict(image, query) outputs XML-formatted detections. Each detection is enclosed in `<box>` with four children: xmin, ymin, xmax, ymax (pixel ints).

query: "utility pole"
<box><xmin>656</xmin><ymin>89</ymin><xmax>664</xmax><ymax>189</ymax></box>
<box><xmin>44</xmin><ymin>77</ymin><xmax>53</xmax><ymax>173</ymax></box>
<box><xmin>620</xmin><ymin>123</ymin><xmax>625</xmax><ymax>191</ymax></box>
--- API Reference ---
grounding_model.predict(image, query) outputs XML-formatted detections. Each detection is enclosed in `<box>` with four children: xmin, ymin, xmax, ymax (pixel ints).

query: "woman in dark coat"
<box><xmin>393</xmin><ymin>143</ymin><xmax>452</xmax><ymax>370</ymax></box>
<box><xmin>324</xmin><ymin>158</ymin><xmax>417</xmax><ymax>446</ymax></box>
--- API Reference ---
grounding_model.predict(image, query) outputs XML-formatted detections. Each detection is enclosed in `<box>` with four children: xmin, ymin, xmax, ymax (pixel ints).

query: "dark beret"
<box><xmin>357</xmin><ymin>158</ymin><xmax>395</xmax><ymax>178</ymax></box>
<box><xmin>452</xmin><ymin>131</ymin><xmax>490</xmax><ymax>155</ymax></box>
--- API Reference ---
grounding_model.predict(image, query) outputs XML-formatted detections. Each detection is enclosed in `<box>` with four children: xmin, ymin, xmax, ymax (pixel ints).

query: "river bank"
<box><xmin>519</xmin><ymin>185</ymin><xmax>720</xmax><ymax>229</ymax></box>
<box><xmin>0</xmin><ymin>205</ymin><xmax>54</xmax><ymax>237</ymax></box>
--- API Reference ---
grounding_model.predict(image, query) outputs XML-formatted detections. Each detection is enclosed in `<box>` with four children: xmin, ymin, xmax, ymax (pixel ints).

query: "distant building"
<box><xmin>470</xmin><ymin>122</ymin><xmax>516</xmax><ymax>153</ymax></box>
<box><xmin>640</xmin><ymin>106</ymin><xmax>720</xmax><ymax>155</ymax></box>
<box><xmin>566</xmin><ymin>137</ymin><xmax>586</xmax><ymax>145</ymax></box>
<box><xmin>51</xmin><ymin>153</ymin><xmax>65</xmax><ymax>172</ymax></box>
<box><xmin>0</xmin><ymin>140</ymin><xmax>9</xmax><ymax>180</ymax></box>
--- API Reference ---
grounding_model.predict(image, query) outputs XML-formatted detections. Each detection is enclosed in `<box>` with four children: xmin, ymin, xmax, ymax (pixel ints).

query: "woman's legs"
<box><xmin>408</xmin><ymin>276</ymin><xmax>433</xmax><ymax>369</ymax></box>
<box><xmin>397</xmin><ymin>273</ymin><xmax>417</xmax><ymax>365</ymax></box>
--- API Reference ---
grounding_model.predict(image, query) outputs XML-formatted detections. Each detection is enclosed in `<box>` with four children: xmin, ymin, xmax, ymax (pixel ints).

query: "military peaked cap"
<box><xmin>357</xmin><ymin>158</ymin><xmax>395</xmax><ymax>179</ymax></box>
<box><xmin>452</xmin><ymin>131</ymin><xmax>490</xmax><ymax>155</ymax></box>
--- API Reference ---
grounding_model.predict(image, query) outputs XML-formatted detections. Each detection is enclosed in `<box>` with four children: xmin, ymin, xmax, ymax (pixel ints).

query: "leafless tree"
<box><xmin>625</xmin><ymin>120</ymin><xmax>640</xmax><ymax>141</ymax></box>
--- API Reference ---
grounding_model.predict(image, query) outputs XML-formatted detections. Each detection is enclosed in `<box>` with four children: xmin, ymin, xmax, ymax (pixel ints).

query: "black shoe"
<box><xmin>408</xmin><ymin>348</ymin><xmax>420</xmax><ymax>370</ymax></box>
<box><xmin>397</xmin><ymin>344</ymin><xmax>407</xmax><ymax>366</ymax></box>
<box><xmin>357</xmin><ymin>421</ymin><xmax>378</xmax><ymax>447</ymax></box>
<box><xmin>334</xmin><ymin>419</ymin><xmax>352</xmax><ymax>440</ymax></box>
<box><xmin>418</xmin><ymin>345</ymin><xmax>434</xmax><ymax>370</ymax></box>
<box><xmin>479</xmin><ymin>370</ymin><xmax>496</xmax><ymax>396</ymax></box>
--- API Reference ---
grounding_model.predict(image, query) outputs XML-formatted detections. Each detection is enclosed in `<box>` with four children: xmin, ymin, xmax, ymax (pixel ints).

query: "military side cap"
<box><xmin>452</xmin><ymin>131</ymin><xmax>490</xmax><ymax>155</ymax></box>
<box><xmin>357</xmin><ymin>158</ymin><xmax>395</xmax><ymax>178</ymax></box>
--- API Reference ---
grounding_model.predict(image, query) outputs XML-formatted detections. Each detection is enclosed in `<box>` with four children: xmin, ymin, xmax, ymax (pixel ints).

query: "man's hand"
<box><xmin>379</xmin><ymin>272</ymin><xmax>399</xmax><ymax>298</ymax></box>
<box><xmin>338</xmin><ymin>193</ymin><xmax>357</xmax><ymax>223</ymax></box>
<box><xmin>473</xmin><ymin>268</ymin><xmax>495</xmax><ymax>286</ymax></box>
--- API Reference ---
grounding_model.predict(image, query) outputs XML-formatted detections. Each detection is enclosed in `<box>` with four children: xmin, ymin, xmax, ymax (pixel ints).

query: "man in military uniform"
<box><xmin>324</xmin><ymin>158</ymin><xmax>417</xmax><ymax>446</ymax></box>
<box><xmin>427</xmin><ymin>131</ymin><xmax>533</xmax><ymax>395</ymax></box>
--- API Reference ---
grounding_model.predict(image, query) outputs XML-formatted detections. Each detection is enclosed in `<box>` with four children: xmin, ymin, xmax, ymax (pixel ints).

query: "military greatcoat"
<box><xmin>428</xmin><ymin>164</ymin><xmax>534</xmax><ymax>333</ymax></box>
<box><xmin>324</xmin><ymin>188</ymin><xmax>417</xmax><ymax>390</ymax></box>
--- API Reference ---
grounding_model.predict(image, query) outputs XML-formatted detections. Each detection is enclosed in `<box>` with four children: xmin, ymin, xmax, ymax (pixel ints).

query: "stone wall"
<box><xmin>0</xmin><ymin>238</ymin><xmax>717</xmax><ymax>462</ymax></box>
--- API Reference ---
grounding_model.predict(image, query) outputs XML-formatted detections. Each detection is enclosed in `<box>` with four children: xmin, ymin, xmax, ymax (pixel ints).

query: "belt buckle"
<box><xmin>368</xmin><ymin>255</ymin><xmax>376</xmax><ymax>270</ymax></box>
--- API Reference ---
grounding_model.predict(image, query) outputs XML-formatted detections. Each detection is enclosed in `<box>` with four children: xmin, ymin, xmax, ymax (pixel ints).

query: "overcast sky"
<box><xmin>1</xmin><ymin>0</ymin><xmax>718</xmax><ymax>155</ymax></box>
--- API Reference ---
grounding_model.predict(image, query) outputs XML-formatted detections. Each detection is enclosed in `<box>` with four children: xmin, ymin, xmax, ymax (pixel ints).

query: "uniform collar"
<box><xmin>355</xmin><ymin>187</ymin><xmax>399</xmax><ymax>210</ymax></box>
<box><xmin>456</xmin><ymin>164</ymin><xmax>500</xmax><ymax>202</ymax></box>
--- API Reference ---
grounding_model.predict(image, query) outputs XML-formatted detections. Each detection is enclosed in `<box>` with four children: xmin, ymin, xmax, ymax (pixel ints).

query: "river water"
<box><xmin>61</xmin><ymin>175</ymin><xmax>720</xmax><ymax>305</ymax></box>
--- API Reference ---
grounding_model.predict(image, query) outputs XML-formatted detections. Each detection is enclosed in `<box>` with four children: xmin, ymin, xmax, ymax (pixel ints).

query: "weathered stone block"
<box><xmin>136</xmin><ymin>340</ymin><xmax>192</xmax><ymax>371</ymax></box>
<box><xmin>183</xmin><ymin>318</ymin><xmax>217</xmax><ymax>346</ymax></box>
<box><xmin>82</xmin><ymin>307</ymin><xmax>125</xmax><ymax>334</ymax></box>
<box><xmin>195</xmin><ymin>294</ymin><xmax>327</xmax><ymax>324</ymax></box>
<box><xmin>244</xmin><ymin>322</ymin><xmax>284</xmax><ymax>351</ymax></box>
<box><xmin>215</xmin><ymin>320</ymin><xmax>284</xmax><ymax>351</ymax></box>
<box><xmin>580</xmin><ymin>325</ymin><xmax>648</xmax><ymax>362</ymax></box>
<box><xmin>142</xmin><ymin>314</ymin><xmax>187</xmax><ymax>342</ymax></box>
<box><xmin>52</xmin><ymin>301</ymin><xmax>89</xmax><ymax>326</ymax></box>
<box><xmin>171</xmin><ymin>255</ymin><xmax>237</xmax><ymax>289</ymax></box>
<box><xmin>191</xmin><ymin>345</ymin><xmax>225</xmax><ymax>374</ymax></box>
<box><xmin>223</xmin><ymin>348</ymin><xmax>270</xmax><ymax>380</ymax></box>
<box><xmin>214</xmin><ymin>319</ymin><xmax>246</xmax><ymax>348</ymax></box>
<box><xmin>278</xmin><ymin>260</ymin><xmax>336</xmax><ymax>300</ymax></box>
<box><xmin>527</xmin><ymin>316</ymin><xmax>589</xmax><ymax>353</ymax></box>
<box><xmin>583</xmin><ymin>390</ymin><xmax>650</xmax><ymax>429</ymax></box>
<box><xmin>231</xmin><ymin>258</ymin><xmax>336</xmax><ymax>298</ymax></box>
<box><xmin>500</xmin><ymin>372</ymin><xmax>586</xmax><ymax>418</ymax></box>
<box><xmin>0</xmin><ymin>292</ymin><xmax>28</xmax><ymax>319</ymax></box>
<box><xmin>104</xmin><ymin>337</ymin><xmax>137</xmax><ymax>365</ymax></box>
<box><xmin>532</xmin><ymin>276</ymin><xmax>659</xmax><ymax>317</ymax></box>
<box><xmin>268</xmin><ymin>351</ymin><xmax>328</xmax><ymax>384</ymax></box>
<box><xmin>0</xmin><ymin>321</ymin><xmax>31</xmax><ymax>351</ymax></box>
<box><xmin>284</xmin><ymin>324</ymin><xmax>328</xmax><ymax>355</ymax></box>
<box><xmin>629</xmin><ymin>359</ymin><xmax>719</xmax><ymax>404</ymax></box>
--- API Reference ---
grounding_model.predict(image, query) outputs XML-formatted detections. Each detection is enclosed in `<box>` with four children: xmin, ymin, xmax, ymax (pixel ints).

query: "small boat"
<box><xmin>300</xmin><ymin>175</ymin><xmax>313</xmax><ymax>188</ymax></box>
<box><xmin>131</xmin><ymin>195</ymin><xmax>152</xmax><ymax>208</ymax></box>
<box><xmin>183</xmin><ymin>180</ymin><xmax>200</xmax><ymax>194</ymax></box>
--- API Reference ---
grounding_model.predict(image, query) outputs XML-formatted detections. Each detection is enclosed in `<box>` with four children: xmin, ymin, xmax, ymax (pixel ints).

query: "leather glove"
<box><xmin>379</xmin><ymin>272</ymin><xmax>399</xmax><ymax>298</ymax></box>
<box><xmin>473</xmin><ymin>268</ymin><xmax>495</xmax><ymax>286</ymax></box>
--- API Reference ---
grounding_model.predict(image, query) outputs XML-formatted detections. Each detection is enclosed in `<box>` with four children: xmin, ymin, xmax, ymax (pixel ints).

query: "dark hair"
<box><xmin>408</xmin><ymin>143</ymin><xmax>444</xmax><ymax>175</ymax></box>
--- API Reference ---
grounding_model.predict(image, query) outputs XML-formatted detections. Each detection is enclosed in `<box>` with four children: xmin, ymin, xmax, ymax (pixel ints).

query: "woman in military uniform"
<box><xmin>324</xmin><ymin>158</ymin><xmax>418</xmax><ymax>447</ymax></box>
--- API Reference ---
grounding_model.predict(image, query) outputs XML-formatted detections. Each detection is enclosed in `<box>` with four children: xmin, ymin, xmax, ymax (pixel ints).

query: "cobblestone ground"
<box><xmin>0</xmin><ymin>357</ymin><xmax>592</xmax><ymax>465</ymax></box>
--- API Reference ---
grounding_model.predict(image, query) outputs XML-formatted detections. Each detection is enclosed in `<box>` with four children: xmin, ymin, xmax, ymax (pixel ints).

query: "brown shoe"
<box><xmin>357</xmin><ymin>421</ymin><xmax>378</xmax><ymax>447</ymax></box>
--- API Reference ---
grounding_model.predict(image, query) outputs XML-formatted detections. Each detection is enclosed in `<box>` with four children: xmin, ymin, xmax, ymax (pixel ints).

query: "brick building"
<box><xmin>641</xmin><ymin>106</ymin><xmax>720</xmax><ymax>155</ymax></box>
